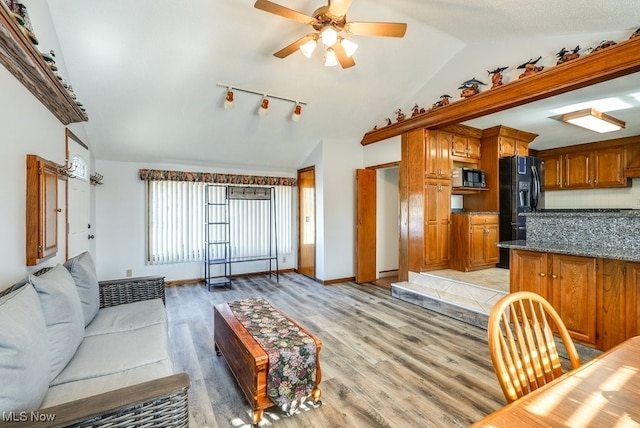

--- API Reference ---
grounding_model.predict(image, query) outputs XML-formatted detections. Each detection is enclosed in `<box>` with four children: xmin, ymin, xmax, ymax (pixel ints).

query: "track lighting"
<box><xmin>224</xmin><ymin>88</ymin><xmax>234</xmax><ymax>109</ymax></box>
<box><xmin>258</xmin><ymin>96</ymin><xmax>269</xmax><ymax>116</ymax></box>
<box><xmin>216</xmin><ymin>83</ymin><xmax>307</xmax><ymax>120</ymax></box>
<box><xmin>291</xmin><ymin>103</ymin><xmax>302</xmax><ymax>122</ymax></box>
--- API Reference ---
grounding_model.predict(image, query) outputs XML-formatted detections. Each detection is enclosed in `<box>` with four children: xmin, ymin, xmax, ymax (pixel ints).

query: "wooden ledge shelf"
<box><xmin>452</xmin><ymin>187</ymin><xmax>489</xmax><ymax>195</ymax></box>
<box><xmin>361</xmin><ymin>37</ymin><xmax>640</xmax><ymax>146</ymax></box>
<box><xmin>0</xmin><ymin>2</ymin><xmax>87</xmax><ymax>125</ymax></box>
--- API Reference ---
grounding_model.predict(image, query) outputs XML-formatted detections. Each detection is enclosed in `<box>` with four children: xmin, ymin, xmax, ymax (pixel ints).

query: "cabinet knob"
<box><xmin>539</xmin><ymin>272</ymin><xmax>546</xmax><ymax>277</ymax></box>
<box><xmin>55</xmin><ymin>208</ymin><xmax>62</xmax><ymax>212</ymax></box>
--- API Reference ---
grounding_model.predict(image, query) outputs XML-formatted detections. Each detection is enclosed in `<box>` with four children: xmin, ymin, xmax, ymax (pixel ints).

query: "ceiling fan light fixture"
<box><xmin>340</xmin><ymin>38</ymin><xmax>358</xmax><ymax>57</ymax></box>
<box><xmin>224</xmin><ymin>89</ymin><xmax>234</xmax><ymax>109</ymax></box>
<box><xmin>291</xmin><ymin>103</ymin><xmax>302</xmax><ymax>121</ymax></box>
<box><xmin>299</xmin><ymin>39</ymin><xmax>317</xmax><ymax>58</ymax></box>
<box><xmin>562</xmin><ymin>108</ymin><xmax>625</xmax><ymax>133</ymax></box>
<box><xmin>324</xmin><ymin>47</ymin><xmax>338</xmax><ymax>67</ymax></box>
<box><xmin>321</xmin><ymin>26</ymin><xmax>338</xmax><ymax>46</ymax></box>
<box><xmin>258</xmin><ymin>96</ymin><xmax>269</xmax><ymax>116</ymax></box>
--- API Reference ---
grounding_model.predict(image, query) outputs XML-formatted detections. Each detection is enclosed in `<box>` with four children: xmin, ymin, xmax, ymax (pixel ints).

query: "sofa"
<box><xmin>0</xmin><ymin>251</ymin><xmax>190</xmax><ymax>427</ymax></box>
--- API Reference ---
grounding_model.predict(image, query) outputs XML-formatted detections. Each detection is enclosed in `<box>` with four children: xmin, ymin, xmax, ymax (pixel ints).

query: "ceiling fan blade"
<box><xmin>274</xmin><ymin>34</ymin><xmax>317</xmax><ymax>58</ymax></box>
<box><xmin>328</xmin><ymin>0</ymin><xmax>353</xmax><ymax>17</ymax></box>
<box><xmin>332</xmin><ymin>40</ymin><xmax>356</xmax><ymax>69</ymax></box>
<box><xmin>345</xmin><ymin>21</ymin><xmax>407</xmax><ymax>37</ymax></box>
<box><xmin>254</xmin><ymin>0</ymin><xmax>318</xmax><ymax>25</ymax></box>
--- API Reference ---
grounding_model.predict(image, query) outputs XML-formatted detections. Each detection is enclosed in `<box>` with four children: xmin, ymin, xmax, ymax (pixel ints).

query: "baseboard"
<box><xmin>165</xmin><ymin>269</ymin><xmax>296</xmax><ymax>287</ymax></box>
<box><xmin>322</xmin><ymin>276</ymin><xmax>356</xmax><ymax>285</ymax></box>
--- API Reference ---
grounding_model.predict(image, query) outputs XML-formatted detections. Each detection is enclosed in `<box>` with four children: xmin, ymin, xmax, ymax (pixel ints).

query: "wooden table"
<box><xmin>213</xmin><ymin>302</ymin><xmax>322</xmax><ymax>426</ymax></box>
<box><xmin>473</xmin><ymin>336</ymin><xmax>640</xmax><ymax>427</ymax></box>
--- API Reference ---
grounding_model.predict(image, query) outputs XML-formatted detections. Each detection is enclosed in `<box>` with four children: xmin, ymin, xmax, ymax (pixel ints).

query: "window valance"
<box><xmin>139</xmin><ymin>169</ymin><xmax>296</xmax><ymax>186</ymax></box>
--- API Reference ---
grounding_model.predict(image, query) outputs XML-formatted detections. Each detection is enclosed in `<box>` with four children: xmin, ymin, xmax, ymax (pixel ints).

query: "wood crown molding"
<box><xmin>361</xmin><ymin>37</ymin><xmax>640</xmax><ymax>146</ymax></box>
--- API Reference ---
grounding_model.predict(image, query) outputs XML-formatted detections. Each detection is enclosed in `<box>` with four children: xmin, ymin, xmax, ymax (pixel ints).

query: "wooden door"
<box><xmin>551</xmin><ymin>254</ymin><xmax>597</xmax><ymax>345</ymax></box>
<box><xmin>509</xmin><ymin>249</ymin><xmax>549</xmax><ymax>297</ymax></box>
<box><xmin>467</xmin><ymin>137</ymin><xmax>481</xmax><ymax>159</ymax></box>
<box><xmin>297</xmin><ymin>167</ymin><xmax>316</xmax><ymax>279</ymax></box>
<box><xmin>594</xmin><ymin>146</ymin><xmax>626</xmax><ymax>187</ymax></box>
<box><xmin>565</xmin><ymin>152</ymin><xmax>592</xmax><ymax>188</ymax></box>
<box><xmin>356</xmin><ymin>169</ymin><xmax>377</xmax><ymax>283</ymax></box>
<box><xmin>515</xmin><ymin>140</ymin><xmax>529</xmax><ymax>156</ymax></box>
<box><xmin>424</xmin><ymin>180</ymin><xmax>450</xmax><ymax>268</ymax></box>
<box><xmin>499</xmin><ymin>137</ymin><xmax>515</xmax><ymax>158</ymax></box>
<box><xmin>626</xmin><ymin>262</ymin><xmax>640</xmax><ymax>339</ymax></box>
<box><xmin>469</xmin><ymin>224</ymin><xmax>486</xmax><ymax>266</ymax></box>
<box><xmin>450</xmin><ymin>134</ymin><xmax>468</xmax><ymax>158</ymax></box>
<box><xmin>66</xmin><ymin>129</ymin><xmax>91</xmax><ymax>259</ymax></box>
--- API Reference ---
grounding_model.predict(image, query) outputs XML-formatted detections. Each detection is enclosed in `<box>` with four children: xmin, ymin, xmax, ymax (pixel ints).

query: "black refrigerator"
<box><xmin>498</xmin><ymin>155</ymin><xmax>544</xmax><ymax>268</ymax></box>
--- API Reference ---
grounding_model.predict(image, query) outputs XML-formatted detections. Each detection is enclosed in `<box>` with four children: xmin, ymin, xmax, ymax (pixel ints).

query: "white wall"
<box><xmin>0</xmin><ymin>66</ymin><xmax>69</xmax><ymax>284</ymax></box>
<box><xmin>94</xmin><ymin>159</ymin><xmax>296</xmax><ymax>281</ymax></box>
<box><xmin>545</xmin><ymin>179</ymin><xmax>640</xmax><ymax>209</ymax></box>
<box><xmin>362</xmin><ymin>136</ymin><xmax>401</xmax><ymax>166</ymax></box>
<box><xmin>320</xmin><ymin>137</ymin><xmax>365</xmax><ymax>281</ymax></box>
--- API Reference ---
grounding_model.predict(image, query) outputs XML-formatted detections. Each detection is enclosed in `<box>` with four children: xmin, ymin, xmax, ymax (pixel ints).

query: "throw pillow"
<box><xmin>64</xmin><ymin>251</ymin><xmax>100</xmax><ymax>326</ymax></box>
<box><xmin>0</xmin><ymin>284</ymin><xmax>50</xmax><ymax>411</ymax></box>
<box><xmin>30</xmin><ymin>264</ymin><xmax>85</xmax><ymax>382</ymax></box>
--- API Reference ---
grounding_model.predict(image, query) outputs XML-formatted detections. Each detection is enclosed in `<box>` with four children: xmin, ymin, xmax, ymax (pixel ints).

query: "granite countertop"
<box><xmin>497</xmin><ymin>240</ymin><xmax>640</xmax><ymax>263</ymax></box>
<box><xmin>522</xmin><ymin>209</ymin><xmax>640</xmax><ymax>217</ymax></box>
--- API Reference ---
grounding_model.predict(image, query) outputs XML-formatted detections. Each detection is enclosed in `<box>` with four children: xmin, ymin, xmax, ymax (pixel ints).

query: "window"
<box><xmin>147</xmin><ymin>181</ymin><xmax>293</xmax><ymax>264</ymax></box>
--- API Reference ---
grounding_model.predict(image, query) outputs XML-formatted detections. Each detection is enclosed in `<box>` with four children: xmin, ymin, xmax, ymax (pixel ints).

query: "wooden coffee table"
<box><xmin>213</xmin><ymin>302</ymin><xmax>322</xmax><ymax>426</ymax></box>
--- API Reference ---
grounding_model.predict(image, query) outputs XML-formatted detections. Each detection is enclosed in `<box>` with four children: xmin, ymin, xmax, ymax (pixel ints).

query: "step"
<box><xmin>391</xmin><ymin>272</ymin><xmax>507</xmax><ymax>330</ymax></box>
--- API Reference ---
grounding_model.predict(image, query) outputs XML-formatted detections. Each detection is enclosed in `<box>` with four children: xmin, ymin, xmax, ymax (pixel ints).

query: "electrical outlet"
<box><xmin>282</xmin><ymin>256</ymin><xmax>287</xmax><ymax>263</ymax></box>
<box><xmin>126</xmin><ymin>269</ymin><xmax>133</xmax><ymax>277</ymax></box>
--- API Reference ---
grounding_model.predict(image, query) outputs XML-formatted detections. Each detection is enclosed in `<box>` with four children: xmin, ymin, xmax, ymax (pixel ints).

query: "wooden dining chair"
<box><xmin>488</xmin><ymin>291</ymin><xmax>581</xmax><ymax>403</ymax></box>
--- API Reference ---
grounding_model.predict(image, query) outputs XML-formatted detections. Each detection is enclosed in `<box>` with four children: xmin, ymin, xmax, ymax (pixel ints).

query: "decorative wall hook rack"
<box><xmin>90</xmin><ymin>172</ymin><xmax>103</xmax><ymax>185</ymax></box>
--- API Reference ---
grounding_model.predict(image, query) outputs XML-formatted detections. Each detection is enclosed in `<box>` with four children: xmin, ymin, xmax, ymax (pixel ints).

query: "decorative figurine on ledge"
<box><xmin>430</xmin><ymin>95</ymin><xmax>452</xmax><ymax>110</ymax></box>
<box><xmin>517</xmin><ymin>56</ymin><xmax>544</xmax><ymax>78</ymax></box>
<box><xmin>411</xmin><ymin>104</ymin><xmax>423</xmax><ymax>117</ymax></box>
<box><xmin>556</xmin><ymin>45</ymin><xmax>581</xmax><ymax>64</ymax></box>
<box><xmin>385</xmin><ymin>118</ymin><xmax>392</xmax><ymax>126</ymax></box>
<box><xmin>458</xmin><ymin>78</ymin><xmax>486</xmax><ymax>98</ymax></box>
<box><xmin>592</xmin><ymin>40</ymin><xmax>617</xmax><ymax>52</ymax></box>
<box><xmin>631</xmin><ymin>27</ymin><xmax>640</xmax><ymax>39</ymax></box>
<box><xmin>487</xmin><ymin>66</ymin><xmax>508</xmax><ymax>88</ymax></box>
<box><xmin>395</xmin><ymin>109</ymin><xmax>406</xmax><ymax>122</ymax></box>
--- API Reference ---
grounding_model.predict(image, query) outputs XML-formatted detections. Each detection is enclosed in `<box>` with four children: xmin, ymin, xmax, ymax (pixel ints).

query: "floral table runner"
<box><xmin>228</xmin><ymin>297</ymin><xmax>317</xmax><ymax>414</ymax></box>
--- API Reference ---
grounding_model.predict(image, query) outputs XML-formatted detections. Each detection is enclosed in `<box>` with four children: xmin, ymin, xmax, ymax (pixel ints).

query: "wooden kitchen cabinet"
<box><xmin>600</xmin><ymin>260</ymin><xmax>640</xmax><ymax>351</ymax></box>
<box><xmin>498</xmin><ymin>136</ymin><xmax>530</xmax><ymax>158</ymax></box>
<box><xmin>450</xmin><ymin>213</ymin><xmax>499</xmax><ymax>271</ymax></box>
<box><xmin>542</xmin><ymin>153</ymin><xmax>563</xmax><ymax>190</ymax></box>
<box><xmin>424</xmin><ymin>180</ymin><xmax>451</xmax><ymax>269</ymax></box>
<box><xmin>426</xmin><ymin>130</ymin><xmax>452</xmax><ymax>179</ymax></box>
<box><xmin>26</xmin><ymin>154</ymin><xmax>61</xmax><ymax>265</ymax></box>
<box><xmin>540</xmin><ymin>145</ymin><xmax>628</xmax><ymax>190</ymax></box>
<box><xmin>509</xmin><ymin>249</ymin><xmax>597</xmax><ymax>346</ymax></box>
<box><xmin>451</xmin><ymin>134</ymin><xmax>481</xmax><ymax>160</ymax></box>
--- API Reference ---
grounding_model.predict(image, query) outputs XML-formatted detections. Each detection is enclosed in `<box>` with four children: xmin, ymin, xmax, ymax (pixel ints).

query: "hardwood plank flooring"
<box><xmin>165</xmin><ymin>273</ymin><xmax>505</xmax><ymax>427</ymax></box>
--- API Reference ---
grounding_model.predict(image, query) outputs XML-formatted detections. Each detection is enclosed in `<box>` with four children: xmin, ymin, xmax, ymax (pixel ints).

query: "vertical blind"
<box><xmin>147</xmin><ymin>181</ymin><xmax>293</xmax><ymax>264</ymax></box>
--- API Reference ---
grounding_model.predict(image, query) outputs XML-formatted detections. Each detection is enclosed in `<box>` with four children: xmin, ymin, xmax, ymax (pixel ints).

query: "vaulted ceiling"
<box><xmin>26</xmin><ymin>0</ymin><xmax>640</xmax><ymax>172</ymax></box>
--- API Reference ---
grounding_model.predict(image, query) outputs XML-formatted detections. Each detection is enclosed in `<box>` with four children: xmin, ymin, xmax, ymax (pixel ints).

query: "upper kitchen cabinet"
<box><xmin>0</xmin><ymin>2</ymin><xmax>87</xmax><ymax>124</ymax></box>
<box><xmin>440</xmin><ymin>124</ymin><xmax>483</xmax><ymax>162</ymax></box>
<box><xmin>539</xmin><ymin>137</ymin><xmax>637</xmax><ymax>190</ymax></box>
<box><xmin>425</xmin><ymin>129</ymin><xmax>452</xmax><ymax>179</ymax></box>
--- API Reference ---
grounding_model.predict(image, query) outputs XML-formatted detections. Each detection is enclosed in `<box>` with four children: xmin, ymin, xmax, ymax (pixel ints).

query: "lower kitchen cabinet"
<box><xmin>450</xmin><ymin>213</ymin><xmax>498</xmax><ymax>271</ymax></box>
<box><xmin>424</xmin><ymin>180</ymin><xmax>451</xmax><ymax>269</ymax></box>
<box><xmin>510</xmin><ymin>249</ymin><xmax>597</xmax><ymax>347</ymax></box>
<box><xmin>600</xmin><ymin>260</ymin><xmax>640</xmax><ymax>351</ymax></box>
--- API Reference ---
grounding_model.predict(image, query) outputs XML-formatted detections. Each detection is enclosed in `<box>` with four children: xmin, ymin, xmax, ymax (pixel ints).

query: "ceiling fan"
<box><xmin>254</xmin><ymin>0</ymin><xmax>407</xmax><ymax>68</ymax></box>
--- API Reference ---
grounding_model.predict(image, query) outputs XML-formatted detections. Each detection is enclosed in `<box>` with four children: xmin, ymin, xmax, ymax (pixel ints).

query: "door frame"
<box><xmin>356</xmin><ymin>162</ymin><xmax>400</xmax><ymax>284</ymax></box>
<box><xmin>297</xmin><ymin>166</ymin><xmax>316</xmax><ymax>280</ymax></box>
<box><xmin>65</xmin><ymin>128</ymin><xmax>90</xmax><ymax>260</ymax></box>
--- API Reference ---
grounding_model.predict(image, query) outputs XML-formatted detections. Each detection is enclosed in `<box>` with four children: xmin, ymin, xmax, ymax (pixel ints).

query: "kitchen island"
<box><xmin>497</xmin><ymin>209</ymin><xmax>640</xmax><ymax>351</ymax></box>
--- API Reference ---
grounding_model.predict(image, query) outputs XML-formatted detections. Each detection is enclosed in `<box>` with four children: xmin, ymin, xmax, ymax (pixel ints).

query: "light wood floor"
<box><xmin>165</xmin><ymin>273</ymin><xmax>505</xmax><ymax>427</ymax></box>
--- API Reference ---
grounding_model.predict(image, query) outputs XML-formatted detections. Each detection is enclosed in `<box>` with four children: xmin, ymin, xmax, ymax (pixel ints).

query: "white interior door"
<box><xmin>66</xmin><ymin>130</ymin><xmax>91</xmax><ymax>259</ymax></box>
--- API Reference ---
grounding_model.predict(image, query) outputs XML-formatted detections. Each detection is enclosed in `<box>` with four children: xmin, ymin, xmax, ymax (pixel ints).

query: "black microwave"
<box><xmin>452</xmin><ymin>167</ymin><xmax>486</xmax><ymax>188</ymax></box>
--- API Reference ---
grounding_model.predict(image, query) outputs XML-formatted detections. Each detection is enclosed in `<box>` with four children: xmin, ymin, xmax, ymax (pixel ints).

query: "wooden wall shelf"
<box><xmin>0</xmin><ymin>2</ymin><xmax>87</xmax><ymax>125</ymax></box>
<box><xmin>361</xmin><ymin>37</ymin><xmax>640</xmax><ymax>146</ymax></box>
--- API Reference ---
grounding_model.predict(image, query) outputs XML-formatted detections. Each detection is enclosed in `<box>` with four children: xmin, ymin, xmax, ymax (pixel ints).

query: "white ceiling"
<box><xmin>25</xmin><ymin>1</ymin><xmax>640</xmax><ymax>172</ymax></box>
